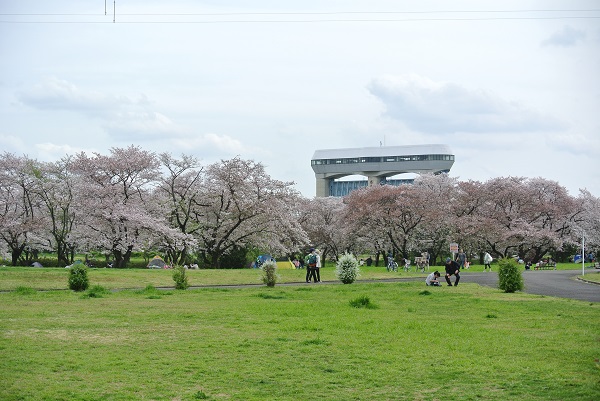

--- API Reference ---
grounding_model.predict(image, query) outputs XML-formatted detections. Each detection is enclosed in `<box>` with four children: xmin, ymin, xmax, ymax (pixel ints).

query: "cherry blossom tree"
<box><xmin>344</xmin><ymin>183</ymin><xmax>430</xmax><ymax>260</ymax></box>
<box><xmin>70</xmin><ymin>146</ymin><xmax>178</xmax><ymax>268</ymax></box>
<box><xmin>410</xmin><ymin>173</ymin><xmax>459</xmax><ymax>265</ymax></box>
<box><xmin>30</xmin><ymin>157</ymin><xmax>79</xmax><ymax>266</ymax></box>
<box><xmin>574</xmin><ymin>189</ymin><xmax>600</xmax><ymax>254</ymax></box>
<box><xmin>472</xmin><ymin>177</ymin><xmax>576</xmax><ymax>262</ymax></box>
<box><xmin>154</xmin><ymin>153</ymin><xmax>205</xmax><ymax>265</ymax></box>
<box><xmin>0</xmin><ymin>153</ymin><xmax>44</xmax><ymax>265</ymax></box>
<box><xmin>297</xmin><ymin>196</ymin><xmax>346</xmax><ymax>262</ymax></box>
<box><xmin>195</xmin><ymin>157</ymin><xmax>307</xmax><ymax>268</ymax></box>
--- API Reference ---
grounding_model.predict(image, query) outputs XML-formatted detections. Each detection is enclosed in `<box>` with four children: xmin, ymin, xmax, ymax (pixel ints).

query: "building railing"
<box><xmin>311</xmin><ymin>154</ymin><xmax>454</xmax><ymax>165</ymax></box>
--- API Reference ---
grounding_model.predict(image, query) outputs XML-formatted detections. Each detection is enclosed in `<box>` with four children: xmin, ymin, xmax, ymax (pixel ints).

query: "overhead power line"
<box><xmin>1</xmin><ymin>8</ymin><xmax>599</xmax><ymax>24</ymax></box>
<box><xmin>3</xmin><ymin>9</ymin><xmax>600</xmax><ymax>16</ymax></box>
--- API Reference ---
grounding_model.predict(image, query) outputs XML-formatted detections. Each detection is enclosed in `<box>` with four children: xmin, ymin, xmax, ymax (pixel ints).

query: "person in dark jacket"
<box><xmin>444</xmin><ymin>257</ymin><xmax>460</xmax><ymax>286</ymax></box>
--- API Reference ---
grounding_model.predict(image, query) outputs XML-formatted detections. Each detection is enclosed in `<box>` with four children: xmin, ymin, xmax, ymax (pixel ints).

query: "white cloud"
<box><xmin>35</xmin><ymin>143</ymin><xmax>94</xmax><ymax>161</ymax></box>
<box><xmin>17</xmin><ymin>77</ymin><xmax>185</xmax><ymax>141</ymax></box>
<box><xmin>0</xmin><ymin>135</ymin><xmax>27</xmax><ymax>155</ymax></box>
<box><xmin>367</xmin><ymin>74</ymin><xmax>563</xmax><ymax>134</ymax></box>
<box><xmin>542</xmin><ymin>25</ymin><xmax>586</xmax><ymax>47</ymax></box>
<box><xmin>172</xmin><ymin>133</ymin><xmax>250</xmax><ymax>157</ymax></box>
<box><xmin>16</xmin><ymin>77</ymin><xmax>124</xmax><ymax>118</ymax></box>
<box><xmin>548</xmin><ymin>133</ymin><xmax>600</xmax><ymax>156</ymax></box>
<box><xmin>104</xmin><ymin>110</ymin><xmax>185</xmax><ymax>140</ymax></box>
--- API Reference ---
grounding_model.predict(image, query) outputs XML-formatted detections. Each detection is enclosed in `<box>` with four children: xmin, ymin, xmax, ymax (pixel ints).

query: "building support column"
<box><xmin>367</xmin><ymin>175</ymin><xmax>382</xmax><ymax>187</ymax></box>
<box><xmin>315</xmin><ymin>176</ymin><xmax>331</xmax><ymax>197</ymax></box>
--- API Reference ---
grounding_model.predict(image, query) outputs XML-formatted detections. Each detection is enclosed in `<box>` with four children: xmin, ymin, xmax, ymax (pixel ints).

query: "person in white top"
<box><xmin>425</xmin><ymin>271</ymin><xmax>441</xmax><ymax>286</ymax></box>
<box><xmin>314</xmin><ymin>250</ymin><xmax>322</xmax><ymax>283</ymax></box>
<box><xmin>483</xmin><ymin>252</ymin><xmax>493</xmax><ymax>272</ymax></box>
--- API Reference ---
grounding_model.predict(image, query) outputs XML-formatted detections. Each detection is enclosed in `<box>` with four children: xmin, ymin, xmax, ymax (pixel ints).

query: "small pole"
<box><xmin>113</xmin><ymin>0</ymin><xmax>116</xmax><ymax>23</ymax></box>
<box><xmin>105</xmin><ymin>0</ymin><xmax>107</xmax><ymax>15</ymax></box>
<box><xmin>582</xmin><ymin>230</ymin><xmax>585</xmax><ymax>276</ymax></box>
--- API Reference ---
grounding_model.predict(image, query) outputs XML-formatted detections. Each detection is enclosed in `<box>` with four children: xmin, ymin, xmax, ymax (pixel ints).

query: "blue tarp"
<box><xmin>255</xmin><ymin>254</ymin><xmax>273</xmax><ymax>268</ymax></box>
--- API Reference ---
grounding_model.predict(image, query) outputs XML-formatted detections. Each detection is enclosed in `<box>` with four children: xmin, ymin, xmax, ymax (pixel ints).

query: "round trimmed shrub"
<box><xmin>498</xmin><ymin>257</ymin><xmax>524</xmax><ymax>293</ymax></box>
<box><xmin>335</xmin><ymin>253</ymin><xmax>360</xmax><ymax>284</ymax></box>
<box><xmin>68</xmin><ymin>264</ymin><xmax>89</xmax><ymax>292</ymax></box>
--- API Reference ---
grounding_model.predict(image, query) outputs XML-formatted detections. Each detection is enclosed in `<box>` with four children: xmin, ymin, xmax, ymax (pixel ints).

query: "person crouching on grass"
<box><xmin>444</xmin><ymin>257</ymin><xmax>460</xmax><ymax>286</ymax></box>
<box><xmin>425</xmin><ymin>271</ymin><xmax>441</xmax><ymax>286</ymax></box>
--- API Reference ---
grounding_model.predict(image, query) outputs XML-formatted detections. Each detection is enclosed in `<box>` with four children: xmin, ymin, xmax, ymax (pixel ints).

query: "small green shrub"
<box><xmin>136</xmin><ymin>284</ymin><xmax>161</xmax><ymax>298</ymax></box>
<box><xmin>260</xmin><ymin>260</ymin><xmax>279</xmax><ymax>287</ymax></box>
<box><xmin>15</xmin><ymin>286</ymin><xmax>36</xmax><ymax>295</ymax></box>
<box><xmin>335</xmin><ymin>253</ymin><xmax>360</xmax><ymax>284</ymax></box>
<box><xmin>82</xmin><ymin>285</ymin><xmax>110</xmax><ymax>298</ymax></box>
<box><xmin>172</xmin><ymin>266</ymin><xmax>189</xmax><ymax>290</ymax></box>
<box><xmin>193</xmin><ymin>390</ymin><xmax>210</xmax><ymax>399</ymax></box>
<box><xmin>498</xmin><ymin>258</ymin><xmax>524</xmax><ymax>293</ymax></box>
<box><xmin>349</xmin><ymin>295</ymin><xmax>378</xmax><ymax>309</ymax></box>
<box><xmin>68</xmin><ymin>264</ymin><xmax>89</xmax><ymax>292</ymax></box>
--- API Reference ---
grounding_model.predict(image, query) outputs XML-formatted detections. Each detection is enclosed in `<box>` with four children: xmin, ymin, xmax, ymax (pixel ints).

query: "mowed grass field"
<box><xmin>1</xmin><ymin>266</ymin><xmax>599</xmax><ymax>400</ymax></box>
<box><xmin>0</xmin><ymin>262</ymin><xmax>595</xmax><ymax>292</ymax></box>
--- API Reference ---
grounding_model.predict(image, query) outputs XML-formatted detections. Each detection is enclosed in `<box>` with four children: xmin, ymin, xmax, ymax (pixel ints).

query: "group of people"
<box><xmin>426</xmin><ymin>250</ymin><xmax>494</xmax><ymax>286</ymax></box>
<box><xmin>305</xmin><ymin>248</ymin><xmax>321</xmax><ymax>283</ymax></box>
<box><xmin>425</xmin><ymin>257</ymin><xmax>461</xmax><ymax>287</ymax></box>
<box><xmin>300</xmin><ymin>247</ymin><xmax>496</xmax><ymax>286</ymax></box>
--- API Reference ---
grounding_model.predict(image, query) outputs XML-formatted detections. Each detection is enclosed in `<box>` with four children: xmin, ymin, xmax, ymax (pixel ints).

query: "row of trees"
<box><xmin>0</xmin><ymin>146</ymin><xmax>598</xmax><ymax>268</ymax></box>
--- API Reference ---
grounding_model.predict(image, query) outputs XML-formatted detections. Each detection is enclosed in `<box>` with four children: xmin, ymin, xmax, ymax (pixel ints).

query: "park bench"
<box><xmin>534</xmin><ymin>261</ymin><xmax>556</xmax><ymax>270</ymax></box>
<box><xmin>414</xmin><ymin>254</ymin><xmax>429</xmax><ymax>272</ymax></box>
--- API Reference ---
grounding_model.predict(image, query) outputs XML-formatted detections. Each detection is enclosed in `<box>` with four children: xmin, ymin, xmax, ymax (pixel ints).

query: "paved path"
<box><xmin>280</xmin><ymin>269</ymin><xmax>599</xmax><ymax>303</ymax></box>
<box><xmin>458</xmin><ymin>269</ymin><xmax>600</xmax><ymax>303</ymax></box>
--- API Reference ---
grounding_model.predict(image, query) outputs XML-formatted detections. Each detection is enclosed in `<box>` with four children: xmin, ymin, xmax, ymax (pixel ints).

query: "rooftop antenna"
<box><xmin>113</xmin><ymin>1</ymin><xmax>116</xmax><ymax>23</ymax></box>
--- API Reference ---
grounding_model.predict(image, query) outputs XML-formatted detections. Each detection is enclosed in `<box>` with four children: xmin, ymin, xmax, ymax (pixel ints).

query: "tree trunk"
<box><xmin>11</xmin><ymin>245</ymin><xmax>25</xmax><ymax>266</ymax></box>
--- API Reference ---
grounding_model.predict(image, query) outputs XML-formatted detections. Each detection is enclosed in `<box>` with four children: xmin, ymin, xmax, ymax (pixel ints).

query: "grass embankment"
<box><xmin>579</xmin><ymin>271</ymin><xmax>600</xmax><ymax>283</ymax></box>
<box><xmin>0</xmin><ymin>272</ymin><xmax>599</xmax><ymax>400</ymax></box>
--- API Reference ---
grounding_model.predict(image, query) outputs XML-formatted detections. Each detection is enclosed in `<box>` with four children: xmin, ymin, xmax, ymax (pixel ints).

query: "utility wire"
<box><xmin>2</xmin><ymin>9</ymin><xmax>600</xmax><ymax>16</ymax></box>
<box><xmin>1</xmin><ymin>16</ymin><xmax>599</xmax><ymax>24</ymax></box>
<box><xmin>1</xmin><ymin>9</ymin><xmax>598</xmax><ymax>23</ymax></box>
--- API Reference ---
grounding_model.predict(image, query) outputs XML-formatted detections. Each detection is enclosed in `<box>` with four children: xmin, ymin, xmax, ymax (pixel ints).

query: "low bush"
<box><xmin>172</xmin><ymin>266</ymin><xmax>189</xmax><ymax>290</ymax></box>
<box><xmin>68</xmin><ymin>264</ymin><xmax>89</xmax><ymax>292</ymax></box>
<box><xmin>82</xmin><ymin>285</ymin><xmax>110</xmax><ymax>298</ymax></box>
<box><xmin>498</xmin><ymin>257</ymin><xmax>524</xmax><ymax>293</ymax></box>
<box><xmin>260</xmin><ymin>260</ymin><xmax>279</xmax><ymax>287</ymax></box>
<box><xmin>349</xmin><ymin>295</ymin><xmax>378</xmax><ymax>309</ymax></box>
<box><xmin>335</xmin><ymin>253</ymin><xmax>360</xmax><ymax>284</ymax></box>
<box><xmin>14</xmin><ymin>286</ymin><xmax>36</xmax><ymax>295</ymax></box>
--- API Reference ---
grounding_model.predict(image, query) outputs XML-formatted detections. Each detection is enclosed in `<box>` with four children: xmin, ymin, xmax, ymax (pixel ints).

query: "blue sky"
<box><xmin>1</xmin><ymin>0</ymin><xmax>599</xmax><ymax>197</ymax></box>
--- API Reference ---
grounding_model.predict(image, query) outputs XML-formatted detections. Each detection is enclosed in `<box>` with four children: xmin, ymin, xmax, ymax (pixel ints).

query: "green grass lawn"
<box><xmin>1</xmin><ymin>269</ymin><xmax>599</xmax><ymax>400</ymax></box>
<box><xmin>0</xmin><ymin>262</ymin><xmax>592</xmax><ymax>292</ymax></box>
<box><xmin>0</xmin><ymin>266</ymin><xmax>423</xmax><ymax>291</ymax></box>
<box><xmin>580</xmin><ymin>270</ymin><xmax>600</xmax><ymax>283</ymax></box>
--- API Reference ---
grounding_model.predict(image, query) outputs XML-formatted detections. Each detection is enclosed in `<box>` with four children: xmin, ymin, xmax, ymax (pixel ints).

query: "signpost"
<box><xmin>450</xmin><ymin>242</ymin><xmax>459</xmax><ymax>261</ymax></box>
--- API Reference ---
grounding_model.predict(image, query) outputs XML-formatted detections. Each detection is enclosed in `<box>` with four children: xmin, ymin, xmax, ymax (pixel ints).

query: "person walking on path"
<box><xmin>445</xmin><ymin>257</ymin><xmax>461</xmax><ymax>286</ymax></box>
<box><xmin>305</xmin><ymin>248</ymin><xmax>319</xmax><ymax>283</ymax></box>
<box><xmin>315</xmin><ymin>250</ymin><xmax>322</xmax><ymax>283</ymax></box>
<box><xmin>456</xmin><ymin>249</ymin><xmax>467</xmax><ymax>269</ymax></box>
<box><xmin>483</xmin><ymin>252</ymin><xmax>493</xmax><ymax>272</ymax></box>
